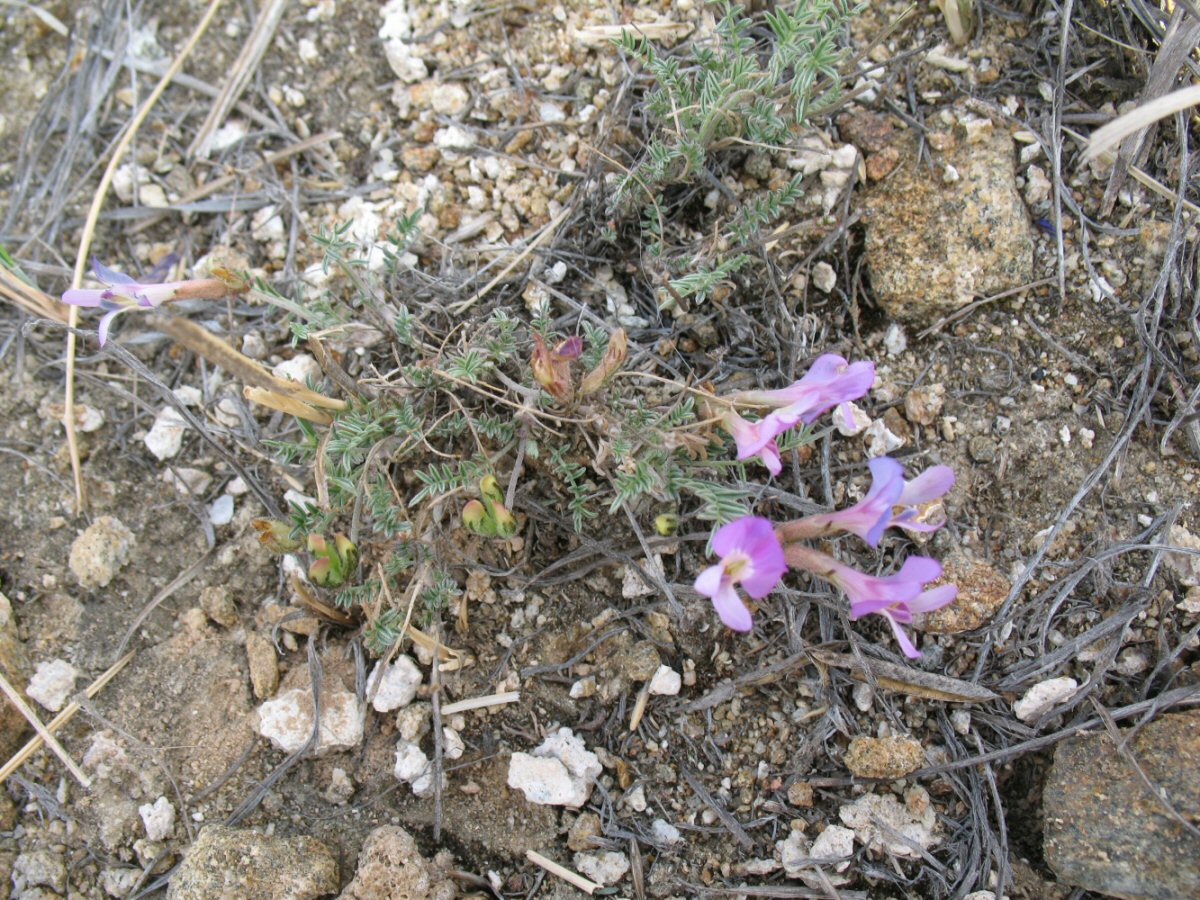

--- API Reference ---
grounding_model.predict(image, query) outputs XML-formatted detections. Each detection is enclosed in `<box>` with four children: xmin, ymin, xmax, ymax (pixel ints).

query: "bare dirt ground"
<box><xmin>0</xmin><ymin>1</ymin><xmax>1198</xmax><ymax>898</ymax></box>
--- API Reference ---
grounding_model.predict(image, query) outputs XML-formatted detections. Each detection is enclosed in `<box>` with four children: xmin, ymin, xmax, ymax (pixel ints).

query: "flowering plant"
<box><xmin>693</xmin><ymin>355</ymin><xmax>958</xmax><ymax>657</ymax></box>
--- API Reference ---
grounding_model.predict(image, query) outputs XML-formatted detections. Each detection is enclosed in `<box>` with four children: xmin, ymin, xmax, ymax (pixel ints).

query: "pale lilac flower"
<box><xmin>777</xmin><ymin>457</ymin><xmax>955</xmax><ymax>547</ymax></box>
<box><xmin>734</xmin><ymin>354</ymin><xmax>875</xmax><ymax>427</ymax></box>
<box><xmin>783</xmin><ymin>545</ymin><xmax>956</xmax><ymax>658</ymax></box>
<box><xmin>723</xmin><ymin>410</ymin><xmax>791</xmax><ymax>476</ymax></box>
<box><xmin>61</xmin><ymin>260</ymin><xmax>225</xmax><ymax>345</ymax></box>
<box><xmin>694</xmin><ymin>516</ymin><xmax>787</xmax><ymax>632</ymax></box>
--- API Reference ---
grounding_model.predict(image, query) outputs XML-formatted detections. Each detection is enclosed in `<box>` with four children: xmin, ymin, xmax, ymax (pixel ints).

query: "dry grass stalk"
<box><xmin>525</xmin><ymin>850</ymin><xmax>601</xmax><ymax>895</ymax></box>
<box><xmin>187</xmin><ymin>0</ymin><xmax>290</xmax><ymax>158</ymax></box>
<box><xmin>0</xmin><ymin>262</ymin><xmax>67</xmax><ymax>323</ymax></box>
<box><xmin>440</xmin><ymin>691</ymin><xmax>520</xmax><ymax>715</ymax></box>
<box><xmin>1084</xmin><ymin>83</ymin><xmax>1200</xmax><ymax>161</ymax></box>
<box><xmin>0</xmin><ymin>669</ymin><xmax>90</xmax><ymax>787</ymax></box>
<box><xmin>63</xmin><ymin>0</ymin><xmax>225</xmax><ymax>513</ymax></box>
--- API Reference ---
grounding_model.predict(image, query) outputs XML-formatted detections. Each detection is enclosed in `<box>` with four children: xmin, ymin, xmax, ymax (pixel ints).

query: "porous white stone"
<box><xmin>255</xmin><ymin>687</ymin><xmax>364</xmax><ymax>755</ymax></box>
<box><xmin>367</xmin><ymin>655</ymin><xmax>423</xmax><ymax>712</ymax></box>
<box><xmin>208</xmin><ymin>494</ymin><xmax>235</xmax><ymax>526</ymax></box>
<box><xmin>272</xmin><ymin>354</ymin><xmax>322</xmax><ymax>388</ymax></box>
<box><xmin>139</xmin><ymin>797</ymin><xmax>175</xmax><ymax>841</ymax></box>
<box><xmin>573</xmin><ymin>850</ymin><xmax>629</xmax><ymax>886</ymax></box>
<box><xmin>442</xmin><ymin>727</ymin><xmax>465</xmax><ymax>760</ymax></box>
<box><xmin>1013</xmin><ymin>677</ymin><xmax>1079</xmax><ymax>722</ymax></box>
<box><xmin>27</xmin><ymin>659</ymin><xmax>78</xmax><ymax>712</ymax></box>
<box><xmin>507</xmin><ymin>728</ymin><xmax>601</xmax><ymax>808</ymax></box>
<box><xmin>648</xmin><ymin>665</ymin><xmax>682</xmax><ymax>696</ymax></box>
<box><xmin>812</xmin><ymin>262</ymin><xmax>837</xmax><ymax>293</ymax></box>
<box><xmin>839</xmin><ymin>789</ymin><xmax>938</xmax><ymax>857</ymax></box>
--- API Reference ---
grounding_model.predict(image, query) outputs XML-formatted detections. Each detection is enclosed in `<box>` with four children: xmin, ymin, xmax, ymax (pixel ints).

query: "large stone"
<box><xmin>167</xmin><ymin>825</ymin><xmax>338</xmax><ymax>900</ymax></box>
<box><xmin>1044</xmin><ymin>710</ymin><xmax>1200</xmax><ymax>899</ymax></box>
<box><xmin>507</xmin><ymin>728</ymin><xmax>601</xmax><ymax>808</ymax></box>
<box><xmin>339</xmin><ymin>825</ymin><xmax>456</xmax><ymax>899</ymax></box>
<box><xmin>843</xmin><ymin>736</ymin><xmax>925</xmax><ymax>779</ymax></box>
<box><xmin>915</xmin><ymin>554</ymin><xmax>1009</xmax><ymax>634</ymax></box>
<box><xmin>863</xmin><ymin>122</ymin><xmax>1035</xmax><ymax>322</ymax></box>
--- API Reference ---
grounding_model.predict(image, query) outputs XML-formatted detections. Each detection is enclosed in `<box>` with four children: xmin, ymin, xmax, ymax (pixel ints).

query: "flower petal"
<box><xmin>96</xmin><ymin>307</ymin><xmax>127</xmax><ymax>346</ymax></box>
<box><xmin>91</xmin><ymin>258</ymin><xmax>138</xmax><ymax>286</ymax></box>
<box><xmin>884</xmin><ymin>612</ymin><xmax>922</xmax><ymax>658</ymax></box>
<box><xmin>899</xmin><ymin>465</ymin><xmax>955</xmax><ymax>506</ymax></box>
<box><xmin>693</xmin><ymin>562</ymin><xmax>728</xmax><ymax>600</ymax></box>
<box><xmin>61</xmin><ymin>289</ymin><xmax>105</xmax><ymax>307</ymax></box>
<box><xmin>908</xmin><ymin>583</ymin><xmax>958</xmax><ymax>614</ymax></box>
<box><xmin>711</xmin><ymin>582</ymin><xmax>753</xmax><ymax>631</ymax></box>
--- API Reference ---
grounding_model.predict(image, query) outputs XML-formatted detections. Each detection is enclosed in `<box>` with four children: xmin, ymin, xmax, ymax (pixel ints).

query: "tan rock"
<box><xmin>915</xmin><ymin>554</ymin><xmax>1009</xmax><ymax>633</ymax></box>
<box><xmin>245</xmin><ymin>633</ymin><xmax>279</xmax><ymax>700</ymax></box>
<box><xmin>844</xmin><ymin>736</ymin><xmax>925</xmax><ymax>779</ymax></box>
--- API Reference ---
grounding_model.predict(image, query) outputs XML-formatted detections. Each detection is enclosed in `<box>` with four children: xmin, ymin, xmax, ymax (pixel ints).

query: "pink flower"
<box><xmin>723</xmin><ymin>410</ymin><xmax>792</xmax><ymax>475</ymax></box>
<box><xmin>734</xmin><ymin>354</ymin><xmax>875</xmax><ymax>427</ymax></box>
<box><xmin>783</xmin><ymin>545</ymin><xmax>956</xmax><ymax>658</ymax></box>
<box><xmin>777</xmin><ymin>457</ymin><xmax>955</xmax><ymax>547</ymax></box>
<box><xmin>61</xmin><ymin>260</ymin><xmax>225</xmax><ymax>345</ymax></box>
<box><xmin>694</xmin><ymin>516</ymin><xmax>787</xmax><ymax>632</ymax></box>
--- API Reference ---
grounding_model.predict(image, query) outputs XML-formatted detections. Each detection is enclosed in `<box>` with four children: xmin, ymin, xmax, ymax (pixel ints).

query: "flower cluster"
<box><xmin>694</xmin><ymin>356</ymin><xmax>957</xmax><ymax>657</ymax></box>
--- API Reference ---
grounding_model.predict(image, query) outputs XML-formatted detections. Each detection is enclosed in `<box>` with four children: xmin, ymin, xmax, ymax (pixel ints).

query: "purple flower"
<box><xmin>694</xmin><ymin>516</ymin><xmax>787</xmax><ymax>632</ymax></box>
<box><xmin>734</xmin><ymin>354</ymin><xmax>875</xmax><ymax>427</ymax></box>
<box><xmin>723</xmin><ymin>410</ymin><xmax>792</xmax><ymax>476</ymax></box>
<box><xmin>61</xmin><ymin>260</ymin><xmax>226</xmax><ymax>345</ymax></box>
<box><xmin>783</xmin><ymin>545</ymin><xmax>956</xmax><ymax>658</ymax></box>
<box><xmin>777</xmin><ymin>457</ymin><xmax>955</xmax><ymax>547</ymax></box>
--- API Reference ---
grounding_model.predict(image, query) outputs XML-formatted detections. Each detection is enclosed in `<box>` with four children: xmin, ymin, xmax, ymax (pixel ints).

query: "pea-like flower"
<box><xmin>733</xmin><ymin>353</ymin><xmax>875</xmax><ymax>427</ymax></box>
<box><xmin>784</xmin><ymin>545</ymin><xmax>956</xmax><ymax>658</ymax></box>
<box><xmin>776</xmin><ymin>456</ymin><xmax>955</xmax><ymax>547</ymax></box>
<box><xmin>693</xmin><ymin>516</ymin><xmax>787</xmax><ymax>632</ymax></box>
<box><xmin>723</xmin><ymin>409</ymin><xmax>792</xmax><ymax>475</ymax></box>
<box><xmin>61</xmin><ymin>260</ymin><xmax>227</xmax><ymax>345</ymax></box>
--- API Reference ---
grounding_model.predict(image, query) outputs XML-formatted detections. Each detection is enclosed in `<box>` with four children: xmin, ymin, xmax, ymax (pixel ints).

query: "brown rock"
<box><xmin>787</xmin><ymin>781</ymin><xmax>814</xmax><ymax>808</ymax></box>
<box><xmin>863</xmin><ymin>119</ymin><xmax>1035</xmax><ymax>322</ymax></box>
<box><xmin>245</xmin><ymin>632</ymin><xmax>279</xmax><ymax>700</ymax></box>
<box><xmin>904</xmin><ymin>383</ymin><xmax>946</xmax><ymax>426</ymax></box>
<box><xmin>614</xmin><ymin>640</ymin><xmax>662</xmax><ymax>682</ymax></box>
<box><xmin>865</xmin><ymin>146</ymin><xmax>901</xmax><ymax>180</ymax></box>
<box><xmin>168</xmin><ymin>826</ymin><xmax>338</xmax><ymax>900</ymax></box>
<box><xmin>837</xmin><ymin>111</ymin><xmax>896</xmax><ymax>152</ymax></box>
<box><xmin>199</xmin><ymin>585</ymin><xmax>239</xmax><ymax>628</ymax></box>
<box><xmin>1044</xmin><ymin>711</ymin><xmax>1200</xmax><ymax>900</ymax></box>
<box><xmin>914</xmin><ymin>554</ymin><xmax>1009</xmax><ymax>634</ymax></box>
<box><xmin>567</xmin><ymin>811</ymin><xmax>603</xmax><ymax>852</ymax></box>
<box><xmin>339</xmin><ymin>825</ymin><xmax>456</xmax><ymax>900</ymax></box>
<box><xmin>402</xmin><ymin>146</ymin><xmax>440</xmax><ymax>173</ymax></box>
<box><xmin>843</xmin><ymin>736</ymin><xmax>925</xmax><ymax>779</ymax></box>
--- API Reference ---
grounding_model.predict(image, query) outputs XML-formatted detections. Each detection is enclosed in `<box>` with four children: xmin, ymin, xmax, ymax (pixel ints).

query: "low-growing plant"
<box><xmin>612</xmin><ymin>0</ymin><xmax>862</xmax><ymax>309</ymax></box>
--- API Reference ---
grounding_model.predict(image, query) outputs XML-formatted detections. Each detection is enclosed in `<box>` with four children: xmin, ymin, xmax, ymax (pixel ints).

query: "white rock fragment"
<box><xmin>507</xmin><ymin>727</ymin><xmax>601</xmax><ymax>808</ymax></box>
<box><xmin>884</xmin><ymin>323</ymin><xmax>908</xmax><ymax>357</ymax></box>
<box><xmin>779</xmin><ymin>824</ymin><xmax>856</xmax><ymax>884</ymax></box>
<box><xmin>144</xmin><ymin>406</ymin><xmax>187</xmax><ymax>460</ymax></box>
<box><xmin>835</xmin><ymin>401</ymin><xmax>871</xmax><ymax>436</ymax></box>
<box><xmin>839</xmin><ymin>789</ymin><xmax>938</xmax><ymax>857</ymax></box>
<box><xmin>272</xmin><ymin>353</ymin><xmax>323</xmax><ymax>387</ymax></box>
<box><xmin>442</xmin><ymin>727</ymin><xmax>465</xmax><ymax>760</ymax></box>
<box><xmin>651</xmin><ymin>818</ymin><xmax>682</xmax><ymax>846</ymax></box>
<box><xmin>1013</xmin><ymin>677</ymin><xmax>1079</xmax><ymax>722</ymax></box>
<box><xmin>573</xmin><ymin>851</ymin><xmax>629</xmax><ymax>886</ymax></box>
<box><xmin>138</xmin><ymin>797</ymin><xmax>175</xmax><ymax>841</ymax></box>
<box><xmin>395</xmin><ymin>702</ymin><xmax>430</xmax><ymax>742</ymax></box>
<box><xmin>255</xmin><ymin>687</ymin><xmax>365</xmax><ymax>755</ymax></box>
<box><xmin>621</xmin><ymin>556</ymin><xmax>663</xmax><ymax>599</ymax></box>
<box><xmin>27</xmin><ymin>659</ymin><xmax>79</xmax><ymax>712</ymax></box>
<box><xmin>208</xmin><ymin>494</ymin><xmax>235</xmax><ymax>526</ymax></box>
<box><xmin>864</xmin><ymin>418</ymin><xmax>905</xmax><ymax>457</ymax></box>
<box><xmin>433</xmin><ymin>125</ymin><xmax>475</xmax><ymax>151</ymax></box>
<box><xmin>625</xmin><ymin>784</ymin><xmax>647</xmax><ymax>812</ymax></box>
<box><xmin>379</xmin><ymin>0</ymin><xmax>428</xmax><ymax>82</ymax></box>
<box><xmin>812</xmin><ymin>262</ymin><xmax>837</xmax><ymax>293</ymax></box>
<box><xmin>648</xmin><ymin>665</ymin><xmax>682</xmax><ymax>696</ymax></box>
<box><xmin>1166</xmin><ymin>525</ymin><xmax>1200</xmax><ymax>586</ymax></box>
<box><xmin>394</xmin><ymin>739</ymin><xmax>439</xmax><ymax>797</ymax></box>
<box><xmin>367</xmin><ymin>655</ymin><xmax>423</xmax><ymax>712</ymax></box>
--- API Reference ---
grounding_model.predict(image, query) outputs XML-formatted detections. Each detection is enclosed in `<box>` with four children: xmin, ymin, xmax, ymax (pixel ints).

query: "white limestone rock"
<box><xmin>648</xmin><ymin>665</ymin><xmax>682</xmax><ymax>696</ymax></box>
<box><xmin>1013</xmin><ymin>677</ymin><xmax>1079</xmax><ymax>723</ymax></box>
<box><xmin>255</xmin><ymin>687</ymin><xmax>364</xmax><ymax>755</ymax></box>
<box><xmin>27</xmin><ymin>658</ymin><xmax>78</xmax><ymax>712</ymax></box>
<box><xmin>367</xmin><ymin>655</ymin><xmax>423</xmax><ymax>712</ymax></box>
<box><xmin>139</xmin><ymin>797</ymin><xmax>175</xmax><ymax>841</ymax></box>
<box><xmin>144</xmin><ymin>406</ymin><xmax>187</xmax><ymax>460</ymax></box>
<box><xmin>573</xmin><ymin>850</ymin><xmax>629</xmax><ymax>886</ymax></box>
<box><xmin>507</xmin><ymin>727</ymin><xmax>601</xmax><ymax>808</ymax></box>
